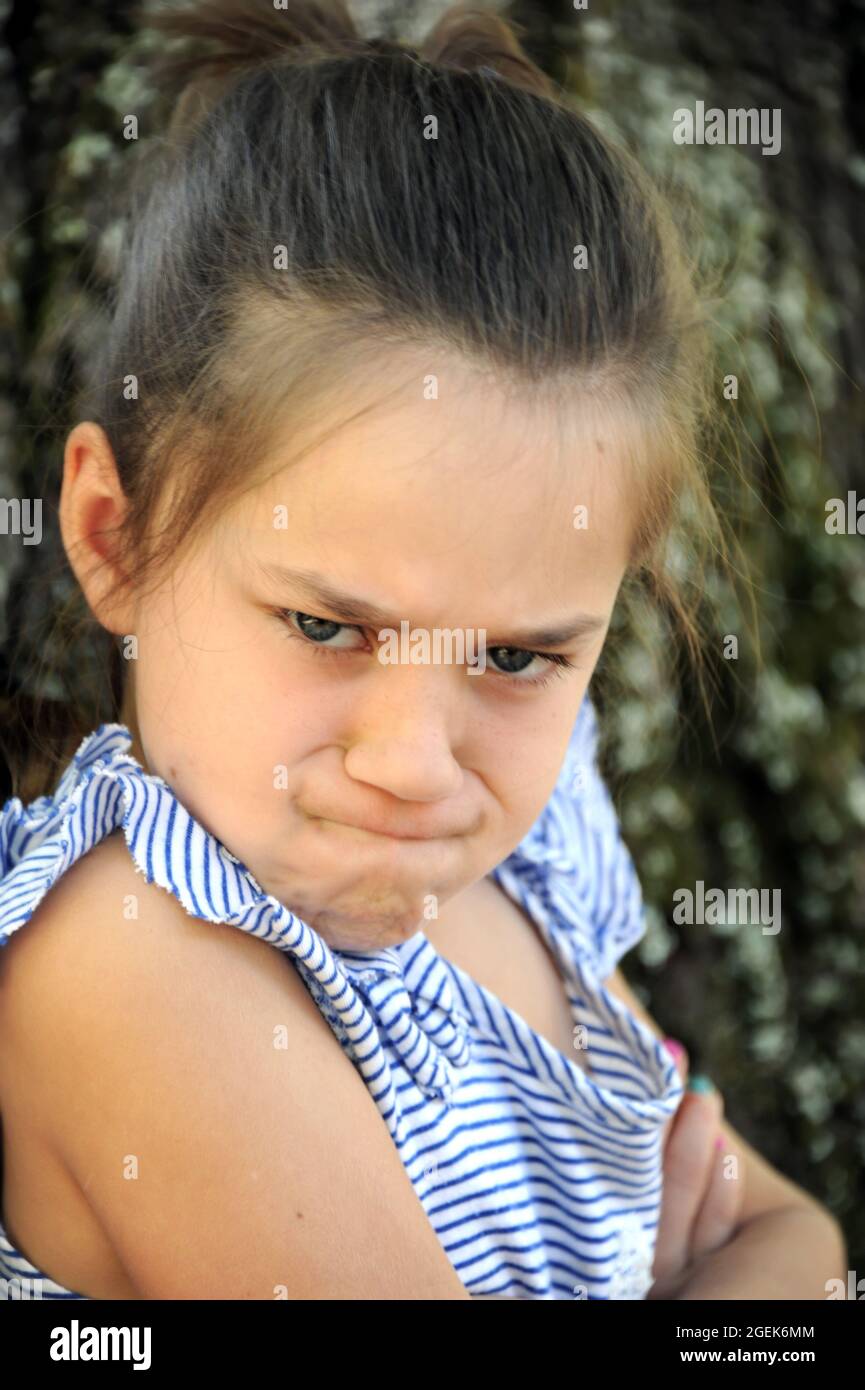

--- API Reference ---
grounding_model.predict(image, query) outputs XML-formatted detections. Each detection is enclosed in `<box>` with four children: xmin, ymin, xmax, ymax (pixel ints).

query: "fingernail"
<box><xmin>687</xmin><ymin>1074</ymin><xmax>714</xmax><ymax>1093</ymax></box>
<box><xmin>715</xmin><ymin>1135</ymin><xmax>725</xmax><ymax>1151</ymax></box>
<box><xmin>662</xmin><ymin>1037</ymin><xmax>686</xmax><ymax>1061</ymax></box>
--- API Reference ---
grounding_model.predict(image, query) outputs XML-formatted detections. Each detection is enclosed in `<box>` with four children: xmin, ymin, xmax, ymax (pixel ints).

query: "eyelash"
<box><xmin>272</xmin><ymin>609</ymin><xmax>579</xmax><ymax>689</ymax></box>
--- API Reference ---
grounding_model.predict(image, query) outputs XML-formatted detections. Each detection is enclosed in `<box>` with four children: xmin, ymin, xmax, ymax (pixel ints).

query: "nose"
<box><xmin>342</xmin><ymin>667</ymin><xmax>466</xmax><ymax>803</ymax></box>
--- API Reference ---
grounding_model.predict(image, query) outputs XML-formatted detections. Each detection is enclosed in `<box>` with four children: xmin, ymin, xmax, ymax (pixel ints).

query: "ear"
<box><xmin>59</xmin><ymin>421</ymin><xmax>137</xmax><ymax>637</ymax></box>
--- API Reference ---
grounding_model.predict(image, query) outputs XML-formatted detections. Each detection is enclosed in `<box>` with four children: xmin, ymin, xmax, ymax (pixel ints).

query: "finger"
<box><xmin>690</xmin><ymin>1127</ymin><xmax>746</xmax><ymax>1260</ymax></box>
<box><xmin>652</xmin><ymin>1084</ymin><xmax>724</xmax><ymax>1286</ymax></box>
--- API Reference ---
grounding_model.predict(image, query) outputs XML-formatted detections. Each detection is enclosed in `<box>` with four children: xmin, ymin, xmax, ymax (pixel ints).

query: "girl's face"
<box><xmin>75</xmin><ymin>373</ymin><xmax>635</xmax><ymax>951</ymax></box>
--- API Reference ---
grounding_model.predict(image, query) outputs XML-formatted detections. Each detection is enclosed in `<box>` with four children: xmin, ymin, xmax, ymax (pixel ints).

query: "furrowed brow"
<box><xmin>254</xmin><ymin>561</ymin><xmax>608</xmax><ymax>649</ymax></box>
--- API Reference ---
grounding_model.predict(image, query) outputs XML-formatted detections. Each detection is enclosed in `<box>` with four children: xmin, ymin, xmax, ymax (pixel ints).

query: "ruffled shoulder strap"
<box><xmin>491</xmin><ymin>693</ymin><xmax>646</xmax><ymax>987</ymax></box>
<box><xmin>0</xmin><ymin>724</ymin><xmax>136</xmax><ymax>947</ymax></box>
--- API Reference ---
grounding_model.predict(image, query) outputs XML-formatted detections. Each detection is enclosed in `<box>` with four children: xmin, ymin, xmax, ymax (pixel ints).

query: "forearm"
<box><xmin>667</xmin><ymin>1204</ymin><xmax>848</xmax><ymax>1301</ymax></box>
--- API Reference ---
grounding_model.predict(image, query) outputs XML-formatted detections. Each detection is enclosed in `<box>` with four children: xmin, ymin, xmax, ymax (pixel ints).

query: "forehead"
<box><xmin>216</xmin><ymin>371</ymin><xmax>640</xmax><ymax>611</ymax></box>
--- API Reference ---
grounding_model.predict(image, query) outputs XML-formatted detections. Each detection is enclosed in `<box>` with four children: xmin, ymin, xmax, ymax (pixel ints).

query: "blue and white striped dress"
<box><xmin>0</xmin><ymin>693</ymin><xmax>683</xmax><ymax>1300</ymax></box>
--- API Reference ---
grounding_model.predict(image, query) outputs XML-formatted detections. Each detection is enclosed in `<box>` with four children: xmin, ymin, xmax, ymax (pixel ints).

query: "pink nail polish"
<box><xmin>715</xmin><ymin>1135</ymin><xmax>724</xmax><ymax>1151</ymax></box>
<box><xmin>663</xmin><ymin>1037</ymin><xmax>685</xmax><ymax>1061</ymax></box>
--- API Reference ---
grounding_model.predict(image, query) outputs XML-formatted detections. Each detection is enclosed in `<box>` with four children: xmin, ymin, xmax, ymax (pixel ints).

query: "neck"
<box><xmin>118</xmin><ymin>684</ymin><xmax>150</xmax><ymax>772</ymax></box>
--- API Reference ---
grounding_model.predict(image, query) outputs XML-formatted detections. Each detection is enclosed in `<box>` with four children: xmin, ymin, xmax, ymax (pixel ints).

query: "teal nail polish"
<box><xmin>687</xmin><ymin>1074</ymin><xmax>714</xmax><ymax>1093</ymax></box>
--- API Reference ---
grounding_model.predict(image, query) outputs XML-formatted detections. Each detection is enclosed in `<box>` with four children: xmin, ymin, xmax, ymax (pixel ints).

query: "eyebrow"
<box><xmin>253</xmin><ymin>560</ymin><xmax>608</xmax><ymax>649</ymax></box>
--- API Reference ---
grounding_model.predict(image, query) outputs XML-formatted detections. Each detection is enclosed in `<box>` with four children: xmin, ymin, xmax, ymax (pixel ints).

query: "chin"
<box><xmin>259</xmin><ymin>854</ymin><xmax>446</xmax><ymax>951</ymax></box>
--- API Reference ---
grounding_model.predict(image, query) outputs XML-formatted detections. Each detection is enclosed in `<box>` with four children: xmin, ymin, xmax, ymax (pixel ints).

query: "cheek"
<box><xmin>526</xmin><ymin>680</ymin><xmax>592</xmax><ymax>791</ymax></box>
<box><xmin>135</xmin><ymin>587</ymin><xmax>272</xmax><ymax>720</ymax></box>
<box><xmin>488</xmin><ymin>722</ymin><xmax>582</xmax><ymax>850</ymax></box>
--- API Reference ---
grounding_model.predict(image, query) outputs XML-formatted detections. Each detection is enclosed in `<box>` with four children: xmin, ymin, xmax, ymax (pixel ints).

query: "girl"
<box><xmin>0</xmin><ymin>0</ymin><xmax>845</xmax><ymax>1300</ymax></box>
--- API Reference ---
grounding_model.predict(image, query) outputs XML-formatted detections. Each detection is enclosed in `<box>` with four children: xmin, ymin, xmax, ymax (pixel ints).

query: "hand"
<box><xmin>647</xmin><ymin>1041</ymin><xmax>747</xmax><ymax>1299</ymax></box>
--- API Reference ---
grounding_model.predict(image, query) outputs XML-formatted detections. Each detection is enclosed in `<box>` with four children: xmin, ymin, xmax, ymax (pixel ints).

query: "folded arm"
<box><xmin>603</xmin><ymin>966</ymin><xmax>848</xmax><ymax>1300</ymax></box>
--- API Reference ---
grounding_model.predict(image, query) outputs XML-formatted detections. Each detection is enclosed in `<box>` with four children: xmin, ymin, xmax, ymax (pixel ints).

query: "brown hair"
<box><xmin>2</xmin><ymin>0</ymin><xmax>743</xmax><ymax>802</ymax></box>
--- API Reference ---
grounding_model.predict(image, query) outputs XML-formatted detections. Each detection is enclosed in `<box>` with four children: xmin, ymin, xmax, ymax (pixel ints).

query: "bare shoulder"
<box><xmin>0</xmin><ymin>830</ymin><xmax>133</xmax><ymax>1043</ymax></box>
<box><xmin>0</xmin><ymin>828</ymin><xmax>286</xmax><ymax>1067</ymax></box>
<box><xmin>0</xmin><ymin>828</ymin><xmax>469</xmax><ymax>1299</ymax></box>
<box><xmin>0</xmin><ymin>825</ymin><xmax>303</xmax><ymax>1155</ymax></box>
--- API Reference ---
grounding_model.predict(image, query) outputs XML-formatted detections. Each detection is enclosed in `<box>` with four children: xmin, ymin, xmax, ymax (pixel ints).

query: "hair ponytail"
<box><xmin>140</xmin><ymin>0</ymin><xmax>556</xmax><ymax>138</ymax></box>
<box><xmin>143</xmin><ymin>0</ymin><xmax>361</xmax><ymax>78</ymax></box>
<box><xmin>418</xmin><ymin>5</ymin><xmax>556</xmax><ymax>99</ymax></box>
<box><xmin>138</xmin><ymin>0</ymin><xmax>360</xmax><ymax>136</ymax></box>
